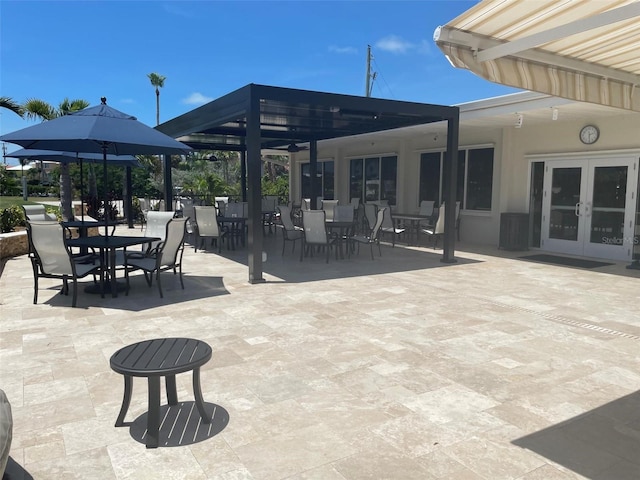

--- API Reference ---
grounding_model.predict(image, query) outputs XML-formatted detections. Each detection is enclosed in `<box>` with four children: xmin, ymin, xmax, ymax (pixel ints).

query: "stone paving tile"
<box><xmin>1</xmin><ymin>226</ymin><xmax>639</xmax><ymax>479</ymax></box>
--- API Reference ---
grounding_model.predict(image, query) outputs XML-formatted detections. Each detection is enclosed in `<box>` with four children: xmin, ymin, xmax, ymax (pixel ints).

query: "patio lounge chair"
<box><xmin>26</xmin><ymin>220</ymin><xmax>103</xmax><ymax>307</ymax></box>
<box><xmin>301</xmin><ymin>209</ymin><xmax>336</xmax><ymax>263</ymax></box>
<box><xmin>421</xmin><ymin>203</ymin><xmax>446</xmax><ymax>248</ymax></box>
<box><xmin>380</xmin><ymin>207</ymin><xmax>405</xmax><ymax>247</ymax></box>
<box><xmin>143</xmin><ymin>211</ymin><xmax>175</xmax><ymax>252</ymax></box>
<box><xmin>350</xmin><ymin>207</ymin><xmax>385</xmax><ymax>259</ymax></box>
<box><xmin>124</xmin><ymin>217</ymin><xmax>189</xmax><ymax>298</ymax></box>
<box><xmin>22</xmin><ymin>204</ymin><xmax>57</xmax><ymax>222</ymax></box>
<box><xmin>363</xmin><ymin>203</ymin><xmax>377</xmax><ymax>232</ymax></box>
<box><xmin>193</xmin><ymin>206</ymin><xmax>228</xmax><ymax>253</ymax></box>
<box><xmin>277</xmin><ymin>205</ymin><xmax>303</xmax><ymax>255</ymax></box>
<box><xmin>321</xmin><ymin>200</ymin><xmax>339</xmax><ymax>221</ymax></box>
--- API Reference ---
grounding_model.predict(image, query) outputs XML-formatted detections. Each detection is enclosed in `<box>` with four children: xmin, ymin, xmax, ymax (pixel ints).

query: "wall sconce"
<box><xmin>515</xmin><ymin>113</ymin><xmax>523</xmax><ymax>129</ymax></box>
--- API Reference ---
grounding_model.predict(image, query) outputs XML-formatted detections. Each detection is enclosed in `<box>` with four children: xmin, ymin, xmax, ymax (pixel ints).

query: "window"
<box><xmin>349</xmin><ymin>155</ymin><xmax>397</xmax><ymax>205</ymax></box>
<box><xmin>465</xmin><ymin>148</ymin><xmax>493</xmax><ymax>210</ymax></box>
<box><xmin>301</xmin><ymin>160</ymin><xmax>334</xmax><ymax>200</ymax></box>
<box><xmin>419</xmin><ymin>147</ymin><xmax>494</xmax><ymax>211</ymax></box>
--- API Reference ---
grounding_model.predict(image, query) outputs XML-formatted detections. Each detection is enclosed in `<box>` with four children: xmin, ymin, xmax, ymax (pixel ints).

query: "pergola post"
<box><xmin>442</xmin><ymin>112</ymin><xmax>459</xmax><ymax>263</ymax></box>
<box><xmin>240</xmin><ymin>149</ymin><xmax>247</xmax><ymax>202</ymax></box>
<box><xmin>246</xmin><ymin>93</ymin><xmax>265</xmax><ymax>283</ymax></box>
<box><xmin>309</xmin><ymin>140</ymin><xmax>318</xmax><ymax>209</ymax></box>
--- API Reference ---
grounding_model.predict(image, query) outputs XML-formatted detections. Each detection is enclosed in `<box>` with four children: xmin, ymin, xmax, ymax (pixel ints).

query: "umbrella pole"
<box><xmin>103</xmin><ymin>145</ymin><xmax>109</xmax><ymax>237</ymax></box>
<box><xmin>79</xmin><ymin>156</ymin><xmax>85</xmax><ymax>222</ymax></box>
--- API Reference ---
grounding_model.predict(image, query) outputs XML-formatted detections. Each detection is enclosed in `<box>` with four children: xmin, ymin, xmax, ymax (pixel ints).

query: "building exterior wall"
<box><xmin>293</xmin><ymin>110</ymin><xmax>640</xmax><ymax>253</ymax></box>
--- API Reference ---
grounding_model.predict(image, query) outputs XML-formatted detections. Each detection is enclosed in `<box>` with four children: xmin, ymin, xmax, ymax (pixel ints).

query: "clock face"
<box><xmin>580</xmin><ymin>125</ymin><xmax>599</xmax><ymax>144</ymax></box>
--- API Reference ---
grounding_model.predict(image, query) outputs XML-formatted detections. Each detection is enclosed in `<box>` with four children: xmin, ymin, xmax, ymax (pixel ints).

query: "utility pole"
<box><xmin>365</xmin><ymin>45</ymin><xmax>377</xmax><ymax>97</ymax></box>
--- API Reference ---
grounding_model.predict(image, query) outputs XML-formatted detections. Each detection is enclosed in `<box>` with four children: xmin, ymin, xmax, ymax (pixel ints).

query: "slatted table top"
<box><xmin>110</xmin><ymin>338</ymin><xmax>212</xmax><ymax>377</ymax></box>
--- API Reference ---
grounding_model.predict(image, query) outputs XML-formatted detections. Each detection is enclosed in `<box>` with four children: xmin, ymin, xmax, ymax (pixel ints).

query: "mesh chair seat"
<box><xmin>125</xmin><ymin>218</ymin><xmax>188</xmax><ymax>298</ymax></box>
<box><xmin>26</xmin><ymin>221</ymin><xmax>103</xmax><ymax>307</ymax></box>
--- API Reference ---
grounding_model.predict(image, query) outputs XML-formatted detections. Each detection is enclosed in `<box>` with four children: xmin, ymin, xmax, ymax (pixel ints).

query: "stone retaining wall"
<box><xmin>0</xmin><ymin>231</ymin><xmax>28</xmax><ymax>259</ymax></box>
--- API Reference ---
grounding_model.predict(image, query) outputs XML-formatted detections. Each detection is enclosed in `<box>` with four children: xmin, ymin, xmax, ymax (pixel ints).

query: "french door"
<box><xmin>541</xmin><ymin>156</ymin><xmax>638</xmax><ymax>261</ymax></box>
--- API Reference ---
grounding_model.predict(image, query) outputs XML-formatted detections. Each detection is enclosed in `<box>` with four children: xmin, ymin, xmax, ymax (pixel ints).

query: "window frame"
<box><xmin>418</xmin><ymin>145</ymin><xmax>494</xmax><ymax>212</ymax></box>
<box><xmin>300</xmin><ymin>160</ymin><xmax>335</xmax><ymax>200</ymax></box>
<box><xmin>349</xmin><ymin>154</ymin><xmax>398</xmax><ymax>205</ymax></box>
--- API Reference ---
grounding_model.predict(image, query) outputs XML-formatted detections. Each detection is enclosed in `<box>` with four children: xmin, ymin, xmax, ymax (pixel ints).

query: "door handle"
<box><xmin>584</xmin><ymin>202</ymin><xmax>591</xmax><ymax>217</ymax></box>
<box><xmin>575</xmin><ymin>202</ymin><xmax>582</xmax><ymax>216</ymax></box>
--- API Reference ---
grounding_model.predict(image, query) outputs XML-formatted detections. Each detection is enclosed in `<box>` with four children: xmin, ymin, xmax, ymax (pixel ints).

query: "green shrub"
<box><xmin>0</xmin><ymin>206</ymin><xmax>25</xmax><ymax>233</ymax></box>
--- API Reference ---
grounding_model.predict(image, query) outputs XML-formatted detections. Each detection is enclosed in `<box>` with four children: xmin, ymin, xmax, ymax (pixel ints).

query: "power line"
<box><xmin>371</xmin><ymin>55</ymin><xmax>396</xmax><ymax>99</ymax></box>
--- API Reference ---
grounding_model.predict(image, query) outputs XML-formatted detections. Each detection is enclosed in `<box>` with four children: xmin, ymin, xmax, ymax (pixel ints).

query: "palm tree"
<box><xmin>22</xmin><ymin>97</ymin><xmax>90</xmax><ymax>220</ymax></box>
<box><xmin>0</xmin><ymin>97</ymin><xmax>23</xmax><ymax>117</ymax></box>
<box><xmin>147</xmin><ymin>73</ymin><xmax>166</xmax><ymax>126</ymax></box>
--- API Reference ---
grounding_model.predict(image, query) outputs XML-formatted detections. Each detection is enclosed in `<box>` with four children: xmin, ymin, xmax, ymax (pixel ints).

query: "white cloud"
<box><xmin>183</xmin><ymin>92</ymin><xmax>214</xmax><ymax>105</ymax></box>
<box><xmin>328</xmin><ymin>45</ymin><xmax>358</xmax><ymax>55</ymax></box>
<box><xmin>375</xmin><ymin>35</ymin><xmax>414</xmax><ymax>54</ymax></box>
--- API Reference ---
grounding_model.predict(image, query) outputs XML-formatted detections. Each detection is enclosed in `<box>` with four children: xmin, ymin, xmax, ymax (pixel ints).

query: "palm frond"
<box><xmin>0</xmin><ymin>96</ymin><xmax>23</xmax><ymax>117</ymax></box>
<box><xmin>23</xmin><ymin>98</ymin><xmax>57</xmax><ymax>121</ymax></box>
<box><xmin>147</xmin><ymin>72</ymin><xmax>166</xmax><ymax>88</ymax></box>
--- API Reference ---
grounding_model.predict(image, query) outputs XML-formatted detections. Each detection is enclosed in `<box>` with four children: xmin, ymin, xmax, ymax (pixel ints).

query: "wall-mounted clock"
<box><xmin>580</xmin><ymin>125</ymin><xmax>599</xmax><ymax>144</ymax></box>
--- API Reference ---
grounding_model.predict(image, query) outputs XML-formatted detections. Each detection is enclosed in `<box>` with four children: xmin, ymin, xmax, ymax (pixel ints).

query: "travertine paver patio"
<box><xmin>1</xmin><ymin>226</ymin><xmax>639</xmax><ymax>480</ymax></box>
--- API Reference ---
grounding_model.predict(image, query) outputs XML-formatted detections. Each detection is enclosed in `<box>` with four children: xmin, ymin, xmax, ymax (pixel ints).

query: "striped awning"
<box><xmin>435</xmin><ymin>0</ymin><xmax>640</xmax><ymax>112</ymax></box>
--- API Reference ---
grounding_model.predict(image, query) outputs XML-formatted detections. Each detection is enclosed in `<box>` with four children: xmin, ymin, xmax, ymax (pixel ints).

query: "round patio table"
<box><xmin>110</xmin><ymin>337</ymin><xmax>212</xmax><ymax>448</ymax></box>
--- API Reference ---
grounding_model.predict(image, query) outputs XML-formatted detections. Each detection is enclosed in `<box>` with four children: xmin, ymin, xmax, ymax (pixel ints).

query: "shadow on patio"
<box><xmin>512</xmin><ymin>390</ymin><xmax>640</xmax><ymax>479</ymax></box>
<box><xmin>38</xmin><ymin>274</ymin><xmax>229</xmax><ymax>312</ymax></box>
<box><xmin>190</xmin><ymin>234</ymin><xmax>482</xmax><ymax>284</ymax></box>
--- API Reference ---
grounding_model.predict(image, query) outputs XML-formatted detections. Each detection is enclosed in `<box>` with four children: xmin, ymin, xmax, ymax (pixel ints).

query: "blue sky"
<box><xmin>1</xmin><ymin>0</ymin><xmax>520</xmax><ymax>163</ymax></box>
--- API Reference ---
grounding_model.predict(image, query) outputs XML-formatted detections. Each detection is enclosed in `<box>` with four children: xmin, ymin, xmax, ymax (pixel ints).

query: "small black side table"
<box><xmin>110</xmin><ymin>338</ymin><xmax>212</xmax><ymax>448</ymax></box>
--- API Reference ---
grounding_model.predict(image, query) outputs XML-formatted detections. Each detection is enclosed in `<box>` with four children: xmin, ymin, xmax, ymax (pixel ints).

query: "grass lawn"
<box><xmin>0</xmin><ymin>196</ymin><xmax>59</xmax><ymax>211</ymax></box>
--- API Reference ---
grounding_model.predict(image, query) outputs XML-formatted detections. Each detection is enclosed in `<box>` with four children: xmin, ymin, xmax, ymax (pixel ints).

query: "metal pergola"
<box><xmin>157</xmin><ymin>84</ymin><xmax>460</xmax><ymax>283</ymax></box>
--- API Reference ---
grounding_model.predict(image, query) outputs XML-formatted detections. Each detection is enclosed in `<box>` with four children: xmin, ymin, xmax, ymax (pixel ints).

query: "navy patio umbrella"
<box><xmin>0</xmin><ymin>98</ymin><xmax>192</xmax><ymax>235</ymax></box>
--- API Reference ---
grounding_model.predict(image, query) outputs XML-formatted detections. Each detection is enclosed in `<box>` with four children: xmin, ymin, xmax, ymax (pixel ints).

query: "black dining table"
<box><xmin>217</xmin><ymin>216</ymin><xmax>246</xmax><ymax>250</ymax></box>
<box><xmin>67</xmin><ymin>235</ymin><xmax>160</xmax><ymax>297</ymax></box>
<box><xmin>391</xmin><ymin>213</ymin><xmax>433</xmax><ymax>245</ymax></box>
<box><xmin>325</xmin><ymin>220</ymin><xmax>355</xmax><ymax>259</ymax></box>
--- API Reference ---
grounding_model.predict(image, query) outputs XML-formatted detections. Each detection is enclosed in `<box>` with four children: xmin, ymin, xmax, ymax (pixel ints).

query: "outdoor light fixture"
<box><xmin>515</xmin><ymin>113</ymin><xmax>523</xmax><ymax>128</ymax></box>
<box><xmin>208</xmin><ymin>155</ymin><xmax>219</xmax><ymax>162</ymax></box>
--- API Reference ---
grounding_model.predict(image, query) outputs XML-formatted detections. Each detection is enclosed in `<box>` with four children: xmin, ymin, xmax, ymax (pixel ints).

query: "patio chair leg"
<box><xmin>33</xmin><ymin>275</ymin><xmax>38</xmax><ymax>305</ymax></box>
<box><xmin>71</xmin><ymin>278</ymin><xmax>78</xmax><ymax>307</ymax></box>
<box><xmin>370</xmin><ymin>244</ymin><xmax>374</xmax><ymax>260</ymax></box>
<box><xmin>178</xmin><ymin>264</ymin><xmax>184</xmax><ymax>290</ymax></box>
<box><xmin>157</xmin><ymin>271</ymin><xmax>163</xmax><ymax>298</ymax></box>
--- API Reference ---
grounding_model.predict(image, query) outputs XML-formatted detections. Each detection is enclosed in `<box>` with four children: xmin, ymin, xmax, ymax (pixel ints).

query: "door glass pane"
<box><xmin>589</xmin><ymin>166</ymin><xmax>627</xmax><ymax>245</ymax></box>
<box><xmin>364</xmin><ymin>157</ymin><xmax>379</xmax><ymax>201</ymax></box>
<box><xmin>530</xmin><ymin>162</ymin><xmax>544</xmax><ymax>247</ymax></box>
<box><xmin>549</xmin><ymin>167</ymin><xmax>581</xmax><ymax>241</ymax></box>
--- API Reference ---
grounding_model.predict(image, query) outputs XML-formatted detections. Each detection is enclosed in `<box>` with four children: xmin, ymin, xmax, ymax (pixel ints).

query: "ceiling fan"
<box><xmin>273</xmin><ymin>142</ymin><xmax>309</xmax><ymax>153</ymax></box>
